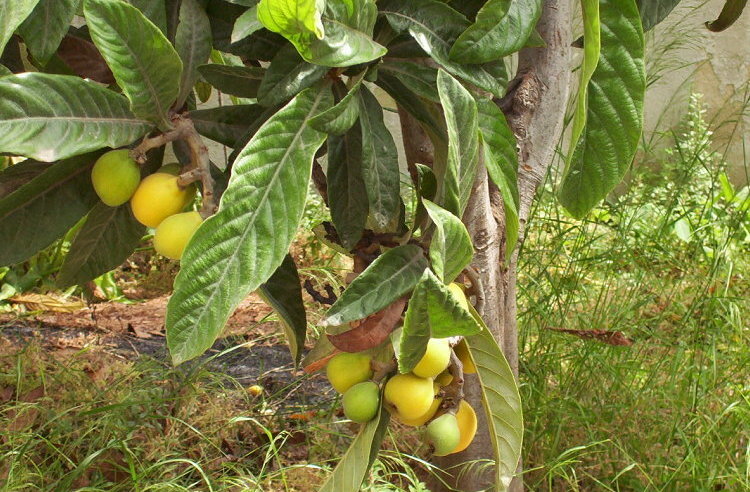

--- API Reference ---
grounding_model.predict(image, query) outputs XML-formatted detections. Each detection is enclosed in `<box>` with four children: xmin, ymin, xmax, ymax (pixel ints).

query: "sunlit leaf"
<box><xmin>231</xmin><ymin>6</ymin><xmax>263</xmax><ymax>43</ymax></box>
<box><xmin>423</xmin><ymin>199</ymin><xmax>472</xmax><ymax>283</ymax></box>
<box><xmin>0</xmin><ymin>0</ymin><xmax>40</xmax><ymax>55</ymax></box>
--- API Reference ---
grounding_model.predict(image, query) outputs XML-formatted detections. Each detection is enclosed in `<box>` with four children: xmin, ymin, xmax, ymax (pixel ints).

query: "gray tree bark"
<box><xmin>399</xmin><ymin>1</ymin><xmax>573</xmax><ymax>490</ymax></box>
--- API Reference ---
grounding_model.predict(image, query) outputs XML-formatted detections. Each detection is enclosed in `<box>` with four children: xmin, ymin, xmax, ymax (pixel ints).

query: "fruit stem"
<box><xmin>462</xmin><ymin>266</ymin><xmax>485</xmax><ymax>314</ymax></box>
<box><xmin>440</xmin><ymin>352</ymin><xmax>464</xmax><ymax>411</ymax></box>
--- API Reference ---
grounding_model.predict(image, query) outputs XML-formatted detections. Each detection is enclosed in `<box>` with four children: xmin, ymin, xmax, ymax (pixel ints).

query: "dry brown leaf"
<box><xmin>545</xmin><ymin>326</ymin><xmax>634</xmax><ymax>346</ymax></box>
<box><xmin>327</xmin><ymin>297</ymin><xmax>407</xmax><ymax>352</ymax></box>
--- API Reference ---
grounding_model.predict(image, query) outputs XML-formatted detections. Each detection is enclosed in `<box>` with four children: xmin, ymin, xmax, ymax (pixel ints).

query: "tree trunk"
<box><xmin>400</xmin><ymin>1</ymin><xmax>573</xmax><ymax>490</ymax></box>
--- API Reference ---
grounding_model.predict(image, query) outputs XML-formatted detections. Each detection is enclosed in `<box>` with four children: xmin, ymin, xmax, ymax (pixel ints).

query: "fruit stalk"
<box><xmin>440</xmin><ymin>352</ymin><xmax>465</xmax><ymax>411</ymax></box>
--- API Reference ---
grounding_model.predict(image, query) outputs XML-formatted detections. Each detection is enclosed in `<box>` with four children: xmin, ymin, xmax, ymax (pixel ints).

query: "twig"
<box><xmin>131</xmin><ymin>128</ymin><xmax>185</xmax><ymax>163</ymax></box>
<box><xmin>440</xmin><ymin>352</ymin><xmax>465</xmax><ymax>411</ymax></box>
<box><xmin>462</xmin><ymin>266</ymin><xmax>485</xmax><ymax>314</ymax></box>
<box><xmin>303</xmin><ymin>279</ymin><xmax>337</xmax><ymax>305</ymax></box>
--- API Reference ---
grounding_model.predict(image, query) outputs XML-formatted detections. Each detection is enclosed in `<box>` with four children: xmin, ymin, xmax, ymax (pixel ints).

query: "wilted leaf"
<box><xmin>544</xmin><ymin>326</ymin><xmax>635</xmax><ymax>346</ymax></box>
<box><xmin>328</xmin><ymin>298</ymin><xmax>406</xmax><ymax>352</ymax></box>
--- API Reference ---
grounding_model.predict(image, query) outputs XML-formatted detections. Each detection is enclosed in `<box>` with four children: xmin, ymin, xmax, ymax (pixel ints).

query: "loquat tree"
<box><xmin>0</xmin><ymin>0</ymin><xmax>745</xmax><ymax>490</ymax></box>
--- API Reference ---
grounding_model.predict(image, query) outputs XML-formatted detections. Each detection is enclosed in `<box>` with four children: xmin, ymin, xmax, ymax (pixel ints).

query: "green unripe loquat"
<box><xmin>426</xmin><ymin>413</ymin><xmax>461</xmax><ymax>456</ymax></box>
<box><xmin>342</xmin><ymin>381</ymin><xmax>380</xmax><ymax>423</ymax></box>
<box><xmin>91</xmin><ymin>149</ymin><xmax>140</xmax><ymax>206</ymax></box>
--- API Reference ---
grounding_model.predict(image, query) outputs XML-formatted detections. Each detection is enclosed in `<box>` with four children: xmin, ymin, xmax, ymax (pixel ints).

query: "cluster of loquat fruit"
<box><xmin>325</xmin><ymin>284</ymin><xmax>479</xmax><ymax>456</ymax></box>
<box><xmin>90</xmin><ymin>150</ymin><xmax>202</xmax><ymax>260</ymax></box>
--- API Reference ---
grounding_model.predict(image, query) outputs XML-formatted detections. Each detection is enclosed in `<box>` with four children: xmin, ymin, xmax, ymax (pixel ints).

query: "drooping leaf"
<box><xmin>231</xmin><ymin>5</ymin><xmax>263</xmax><ymax>43</ymax></box>
<box><xmin>319</xmin><ymin>399</ymin><xmax>390</xmax><ymax>492</ymax></box>
<box><xmin>327</xmin><ymin>298</ymin><xmax>406</xmax><ymax>353</ymax></box>
<box><xmin>705</xmin><ymin>0</ymin><xmax>747</xmax><ymax>32</ymax></box>
<box><xmin>0</xmin><ymin>0</ymin><xmax>40</xmax><ymax>55</ymax></box>
<box><xmin>257</xmin><ymin>44</ymin><xmax>328</xmax><ymax>107</ymax></box>
<box><xmin>357</xmin><ymin>85</ymin><xmax>401</xmax><ymax>231</ymax></box>
<box><xmin>327</xmin><ymin>121</ymin><xmax>368</xmax><ymax>249</ymax></box>
<box><xmin>84</xmin><ymin>0</ymin><xmax>183</xmax><ymax>128</ymax></box>
<box><xmin>0</xmin><ymin>73</ymin><xmax>153</xmax><ymax>162</ymax></box>
<box><xmin>558</xmin><ymin>0</ymin><xmax>645</xmax><ymax>218</ymax></box>
<box><xmin>450</xmin><ymin>0</ymin><xmax>542</xmax><ymax>63</ymax></box>
<box><xmin>322</xmin><ymin>244</ymin><xmax>428</xmax><ymax>326</ymax></box>
<box><xmin>57</xmin><ymin>203</ymin><xmax>146</xmax><ymax>288</ymax></box>
<box><xmin>380</xmin><ymin>59</ymin><xmax>439</xmax><ymax>102</ymax></box>
<box><xmin>198</xmin><ymin>64</ymin><xmax>265</xmax><ymax>98</ymax></box>
<box><xmin>380</xmin><ymin>0</ymin><xmax>504</xmax><ymax>96</ymax></box>
<box><xmin>298</xmin><ymin>0</ymin><xmax>386</xmax><ymax>67</ymax></box>
<box><xmin>256</xmin><ymin>0</ymin><xmax>325</xmax><ymax>50</ymax></box>
<box><xmin>258</xmin><ymin>254</ymin><xmax>307</xmax><ymax>365</ymax></box>
<box><xmin>166</xmin><ymin>85</ymin><xmax>332</xmax><ymax>365</ymax></box>
<box><xmin>18</xmin><ymin>0</ymin><xmax>80</xmax><ymax>65</ymax></box>
<box><xmin>637</xmin><ymin>0</ymin><xmax>682</xmax><ymax>31</ymax></box>
<box><xmin>465</xmin><ymin>307</ymin><xmax>523</xmax><ymax>492</ymax></box>
<box><xmin>437</xmin><ymin>69</ymin><xmax>479</xmax><ymax>217</ymax></box>
<box><xmin>56</xmin><ymin>35</ymin><xmax>115</xmax><ymax>84</ymax></box>
<box><xmin>308</xmin><ymin>75</ymin><xmax>364</xmax><ymax>135</ymax></box>
<box><xmin>422</xmin><ymin>199</ymin><xmax>472</xmax><ymax>283</ymax></box>
<box><xmin>476</xmin><ymin>99</ymin><xmax>519</xmax><ymax>260</ymax></box>
<box><xmin>0</xmin><ymin>152</ymin><xmax>101</xmax><ymax>267</ymax></box>
<box><xmin>191</xmin><ymin>104</ymin><xmax>268</xmax><ymax>147</ymax></box>
<box><xmin>174</xmin><ymin>0</ymin><xmax>212</xmax><ymax>108</ymax></box>
<box><xmin>398</xmin><ymin>269</ymin><xmax>481</xmax><ymax>373</ymax></box>
<box><xmin>566</xmin><ymin>0</ymin><xmax>600</xmax><ymax>170</ymax></box>
<box><xmin>124</xmin><ymin>0</ymin><xmax>168</xmax><ymax>34</ymax></box>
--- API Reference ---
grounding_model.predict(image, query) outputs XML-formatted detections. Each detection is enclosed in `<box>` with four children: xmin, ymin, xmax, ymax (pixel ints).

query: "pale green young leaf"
<box><xmin>423</xmin><ymin>199</ymin><xmax>473</xmax><ymax>283</ymax></box>
<box><xmin>0</xmin><ymin>73</ymin><xmax>153</xmax><ymax>162</ymax></box>
<box><xmin>437</xmin><ymin>69</ymin><xmax>479</xmax><ymax>217</ymax></box>
<box><xmin>174</xmin><ymin>0</ymin><xmax>212</xmax><ymax>108</ymax></box>
<box><xmin>19</xmin><ymin>0</ymin><xmax>80</xmax><ymax>65</ymax></box>
<box><xmin>0</xmin><ymin>0</ymin><xmax>40</xmax><ymax>55</ymax></box>
<box><xmin>84</xmin><ymin>0</ymin><xmax>183</xmax><ymax>128</ymax></box>
<box><xmin>166</xmin><ymin>85</ymin><xmax>332</xmax><ymax>366</ymax></box>
<box><xmin>559</xmin><ymin>0</ymin><xmax>645</xmax><ymax>218</ymax></box>
<box><xmin>322</xmin><ymin>245</ymin><xmax>428</xmax><ymax>326</ymax></box>
<box><xmin>256</xmin><ymin>0</ymin><xmax>324</xmax><ymax>50</ymax></box>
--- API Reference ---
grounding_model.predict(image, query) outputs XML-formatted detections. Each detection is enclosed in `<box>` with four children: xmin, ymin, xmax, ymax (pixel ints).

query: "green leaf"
<box><xmin>437</xmin><ymin>69</ymin><xmax>479</xmax><ymax>217</ymax></box>
<box><xmin>258</xmin><ymin>254</ymin><xmax>307</xmax><ymax>365</ymax></box>
<box><xmin>0</xmin><ymin>160</ymin><xmax>50</xmax><ymax>198</ymax></box>
<box><xmin>637</xmin><ymin>0</ymin><xmax>682</xmax><ymax>31</ymax></box>
<box><xmin>357</xmin><ymin>85</ymin><xmax>401</xmax><ymax>231</ymax></box>
<box><xmin>308</xmin><ymin>75</ymin><xmax>364</xmax><ymax>135</ymax></box>
<box><xmin>566</xmin><ymin>0</ymin><xmax>600</xmax><ymax>170</ymax></box>
<box><xmin>322</xmin><ymin>244</ymin><xmax>428</xmax><ymax>326</ymax></box>
<box><xmin>380</xmin><ymin>59</ymin><xmax>439</xmax><ymax>102</ymax></box>
<box><xmin>191</xmin><ymin>104</ymin><xmax>268</xmax><ymax>147</ymax></box>
<box><xmin>174</xmin><ymin>0</ymin><xmax>212</xmax><ymax>108</ymax></box>
<box><xmin>558</xmin><ymin>0</ymin><xmax>645</xmax><ymax>219</ymax></box>
<box><xmin>327</xmin><ymin>122</ymin><xmax>368</xmax><ymax>250</ymax></box>
<box><xmin>257</xmin><ymin>45</ymin><xmax>328</xmax><ymax>107</ymax></box>
<box><xmin>375</xmin><ymin>72</ymin><xmax>444</xmax><ymax>138</ymax></box>
<box><xmin>705</xmin><ymin>0</ymin><xmax>747</xmax><ymax>32</ymax></box>
<box><xmin>450</xmin><ymin>0</ymin><xmax>542</xmax><ymax>63</ymax></box>
<box><xmin>84</xmin><ymin>0</ymin><xmax>183</xmax><ymax>128</ymax></box>
<box><xmin>422</xmin><ymin>199</ymin><xmax>472</xmax><ymax>283</ymax></box>
<box><xmin>465</xmin><ymin>309</ymin><xmax>523</xmax><ymax>492</ymax></box>
<box><xmin>0</xmin><ymin>64</ymin><xmax>10</xmax><ymax>76</ymax></box>
<box><xmin>0</xmin><ymin>73</ymin><xmax>153</xmax><ymax>162</ymax></box>
<box><xmin>231</xmin><ymin>5</ymin><xmax>263</xmax><ymax>43</ymax></box>
<box><xmin>166</xmin><ymin>85</ymin><xmax>332</xmax><ymax>365</ymax></box>
<box><xmin>257</xmin><ymin>0</ymin><xmax>324</xmax><ymax>48</ymax></box>
<box><xmin>476</xmin><ymin>99</ymin><xmax>519</xmax><ymax>260</ymax></box>
<box><xmin>399</xmin><ymin>269</ymin><xmax>481</xmax><ymax>373</ymax></box>
<box><xmin>0</xmin><ymin>153</ymin><xmax>100</xmax><ymax>267</ymax></box>
<box><xmin>319</xmin><ymin>398</ymin><xmax>390</xmax><ymax>492</ymax></box>
<box><xmin>18</xmin><ymin>0</ymin><xmax>80</xmax><ymax>66</ymax></box>
<box><xmin>298</xmin><ymin>0</ymin><xmax>386</xmax><ymax>67</ymax></box>
<box><xmin>198</xmin><ymin>64</ymin><xmax>265</xmax><ymax>98</ymax></box>
<box><xmin>124</xmin><ymin>0</ymin><xmax>167</xmax><ymax>34</ymax></box>
<box><xmin>0</xmin><ymin>0</ymin><xmax>40</xmax><ymax>55</ymax></box>
<box><xmin>380</xmin><ymin>0</ymin><xmax>504</xmax><ymax>97</ymax></box>
<box><xmin>57</xmin><ymin>202</ymin><xmax>146</xmax><ymax>288</ymax></box>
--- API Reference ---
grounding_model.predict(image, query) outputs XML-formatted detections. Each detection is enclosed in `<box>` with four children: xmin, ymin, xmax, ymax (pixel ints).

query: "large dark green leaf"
<box><xmin>0</xmin><ymin>0</ymin><xmax>40</xmax><ymax>55</ymax></box>
<box><xmin>437</xmin><ymin>69</ymin><xmax>479</xmax><ymax>217</ymax></box>
<box><xmin>322</xmin><ymin>244</ymin><xmax>428</xmax><ymax>326</ymax></box>
<box><xmin>465</xmin><ymin>307</ymin><xmax>523</xmax><ymax>491</ymax></box>
<box><xmin>450</xmin><ymin>0</ymin><xmax>542</xmax><ymax>63</ymax></box>
<box><xmin>0</xmin><ymin>73</ymin><xmax>153</xmax><ymax>162</ymax></box>
<box><xmin>357</xmin><ymin>85</ymin><xmax>401</xmax><ymax>231</ymax></box>
<box><xmin>308</xmin><ymin>76</ymin><xmax>364</xmax><ymax>135</ymax></box>
<box><xmin>705</xmin><ymin>0</ymin><xmax>747</xmax><ymax>32</ymax></box>
<box><xmin>423</xmin><ymin>199</ymin><xmax>472</xmax><ymax>283</ymax></box>
<box><xmin>380</xmin><ymin>59</ymin><xmax>439</xmax><ymax>102</ymax></box>
<box><xmin>18</xmin><ymin>0</ymin><xmax>80</xmax><ymax>65</ymax></box>
<box><xmin>558</xmin><ymin>0</ymin><xmax>645</xmax><ymax>218</ymax></box>
<box><xmin>257</xmin><ymin>45</ymin><xmax>328</xmax><ymax>107</ymax></box>
<box><xmin>399</xmin><ymin>269</ymin><xmax>480</xmax><ymax>373</ymax></box>
<box><xmin>125</xmin><ymin>0</ymin><xmax>167</xmax><ymax>34</ymax></box>
<box><xmin>57</xmin><ymin>202</ymin><xmax>146</xmax><ymax>288</ymax></box>
<box><xmin>375</xmin><ymin>72</ymin><xmax>444</xmax><ymax>138</ymax></box>
<box><xmin>191</xmin><ymin>104</ymin><xmax>268</xmax><ymax>147</ymax></box>
<box><xmin>166</xmin><ymin>85</ymin><xmax>332</xmax><ymax>365</ymax></box>
<box><xmin>327</xmin><ymin>122</ymin><xmax>368</xmax><ymax>250</ymax></box>
<box><xmin>0</xmin><ymin>161</ymin><xmax>50</xmax><ymax>198</ymax></box>
<box><xmin>380</xmin><ymin>0</ymin><xmax>504</xmax><ymax>97</ymax></box>
<box><xmin>637</xmin><ymin>0</ymin><xmax>682</xmax><ymax>31</ymax></box>
<box><xmin>0</xmin><ymin>153</ymin><xmax>100</xmax><ymax>267</ymax></box>
<box><xmin>258</xmin><ymin>254</ymin><xmax>307</xmax><ymax>365</ymax></box>
<box><xmin>319</xmin><ymin>398</ymin><xmax>390</xmax><ymax>492</ymax></box>
<box><xmin>85</xmin><ymin>0</ymin><xmax>183</xmax><ymax>128</ymax></box>
<box><xmin>174</xmin><ymin>0</ymin><xmax>212</xmax><ymax>108</ymax></box>
<box><xmin>477</xmin><ymin>99</ymin><xmax>519</xmax><ymax>260</ymax></box>
<box><xmin>198</xmin><ymin>64</ymin><xmax>265</xmax><ymax>98</ymax></box>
